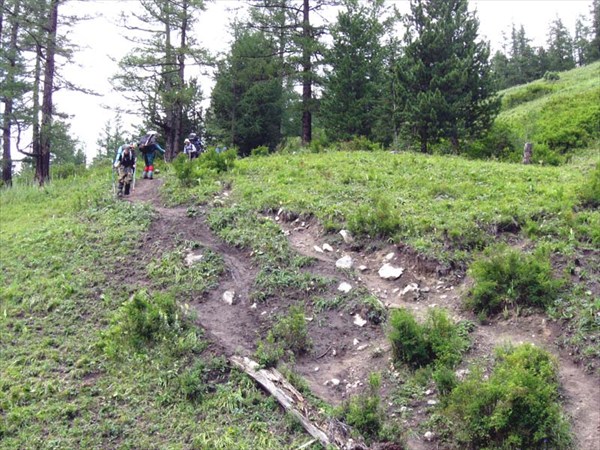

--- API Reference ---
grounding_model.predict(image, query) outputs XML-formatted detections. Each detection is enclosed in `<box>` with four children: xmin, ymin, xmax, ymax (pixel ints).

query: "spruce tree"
<box><xmin>546</xmin><ymin>17</ymin><xmax>576</xmax><ymax>72</ymax></box>
<box><xmin>396</xmin><ymin>0</ymin><xmax>499</xmax><ymax>153</ymax></box>
<box><xmin>320</xmin><ymin>0</ymin><xmax>387</xmax><ymax>142</ymax></box>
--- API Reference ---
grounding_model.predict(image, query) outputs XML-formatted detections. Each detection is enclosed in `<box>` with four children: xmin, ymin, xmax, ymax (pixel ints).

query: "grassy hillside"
<box><xmin>0</xmin><ymin>170</ymin><xmax>316</xmax><ymax>449</ymax></box>
<box><xmin>487</xmin><ymin>62</ymin><xmax>600</xmax><ymax>164</ymax></box>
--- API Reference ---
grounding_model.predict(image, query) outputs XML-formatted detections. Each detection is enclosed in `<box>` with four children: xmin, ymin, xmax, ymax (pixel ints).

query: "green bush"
<box><xmin>444</xmin><ymin>344</ymin><xmax>572</xmax><ymax>449</ymax></box>
<box><xmin>465</xmin><ymin>122</ymin><xmax>517</xmax><ymax>160</ymax></box>
<box><xmin>171</xmin><ymin>148</ymin><xmax>237</xmax><ymax>187</ymax></box>
<box><xmin>255</xmin><ymin>304</ymin><xmax>311</xmax><ymax>368</ymax></box>
<box><xmin>347</xmin><ymin>193</ymin><xmax>401</xmax><ymax>238</ymax></box>
<box><xmin>51</xmin><ymin>163</ymin><xmax>86</xmax><ymax>180</ymax></box>
<box><xmin>100</xmin><ymin>290</ymin><xmax>186</xmax><ymax>356</ymax></box>
<box><xmin>341</xmin><ymin>373</ymin><xmax>382</xmax><ymax>441</ymax></box>
<box><xmin>502</xmin><ymin>83</ymin><xmax>556</xmax><ymax>109</ymax></box>
<box><xmin>466</xmin><ymin>245</ymin><xmax>564</xmax><ymax>316</ymax></box>
<box><xmin>388</xmin><ymin>308</ymin><xmax>469</xmax><ymax>369</ymax></box>
<box><xmin>388</xmin><ymin>308</ymin><xmax>430</xmax><ymax>367</ymax></box>
<box><xmin>333</xmin><ymin>136</ymin><xmax>383</xmax><ymax>152</ymax></box>
<box><xmin>579</xmin><ymin>162</ymin><xmax>600</xmax><ymax>208</ymax></box>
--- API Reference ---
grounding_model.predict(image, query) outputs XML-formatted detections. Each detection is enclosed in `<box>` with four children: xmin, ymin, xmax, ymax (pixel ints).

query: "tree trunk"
<box><xmin>37</xmin><ymin>0</ymin><xmax>59</xmax><ymax>186</ymax></box>
<box><xmin>230</xmin><ymin>356</ymin><xmax>367</xmax><ymax>450</ymax></box>
<box><xmin>522</xmin><ymin>142</ymin><xmax>533</xmax><ymax>164</ymax></box>
<box><xmin>32</xmin><ymin>41</ymin><xmax>42</xmax><ymax>170</ymax></box>
<box><xmin>301</xmin><ymin>0</ymin><xmax>312</xmax><ymax>145</ymax></box>
<box><xmin>2</xmin><ymin>0</ymin><xmax>20</xmax><ymax>187</ymax></box>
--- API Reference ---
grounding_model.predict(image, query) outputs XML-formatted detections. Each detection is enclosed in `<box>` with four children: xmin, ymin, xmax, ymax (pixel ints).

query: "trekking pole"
<box><xmin>132</xmin><ymin>167</ymin><xmax>136</xmax><ymax>191</ymax></box>
<box><xmin>111</xmin><ymin>167</ymin><xmax>116</xmax><ymax>196</ymax></box>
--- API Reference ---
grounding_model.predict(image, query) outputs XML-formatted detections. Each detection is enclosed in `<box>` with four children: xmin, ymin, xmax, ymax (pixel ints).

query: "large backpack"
<box><xmin>138</xmin><ymin>133</ymin><xmax>157</xmax><ymax>153</ymax></box>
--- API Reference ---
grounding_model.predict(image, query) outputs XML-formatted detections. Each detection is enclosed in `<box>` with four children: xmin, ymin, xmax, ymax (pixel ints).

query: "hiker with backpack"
<box><xmin>138</xmin><ymin>130</ymin><xmax>165</xmax><ymax>179</ymax></box>
<box><xmin>188</xmin><ymin>132</ymin><xmax>203</xmax><ymax>155</ymax></box>
<box><xmin>113</xmin><ymin>143</ymin><xmax>136</xmax><ymax>197</ymax></box>
<box><xmin>183</xmin><ymin>138</ymin><xmax>199</xmax><ymax>160</ymax></box>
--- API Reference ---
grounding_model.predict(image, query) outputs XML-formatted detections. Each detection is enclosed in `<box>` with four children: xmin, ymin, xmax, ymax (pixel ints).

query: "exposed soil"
<box><xmin>127</xmin><ymin>178</ymin><xmax>600</xmax><ymax>450</ymax></box>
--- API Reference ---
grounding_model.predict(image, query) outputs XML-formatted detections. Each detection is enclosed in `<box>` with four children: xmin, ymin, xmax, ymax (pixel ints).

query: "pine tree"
<box><xmin>112</xmin><ymin>0</ymin><xmax>207</xmax><ymax>161</ymax></box>
<box><xmin>320</xmin><ymin>0</ymin><xmax>387</xmax><ymax>142</ymax></box>
<box><xmin>589</xmin><ymin>0</ymin><xmax>600</xmax><ymax>61</ymax></box>
<box><xmin>396</xmin><ymin>0</ymin><xmax>500</xmax><ymax>153</ymax></box>
<box><xmin>208</xmin><ymin>26</ymin><xmax>283</xmax><ymax>155</ymax></box>
<box><xmin>546</xmin><ymin>17</ymin><xmax>575</xmax><ymax>72</ymax></box>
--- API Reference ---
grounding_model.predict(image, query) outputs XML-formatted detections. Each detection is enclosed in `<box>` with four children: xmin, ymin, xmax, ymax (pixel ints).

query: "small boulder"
<box><xmin>336</xmin><ymin>255</ymin><xmax>354</xmax><ymax>269</ymax></box>
<box><xmin>378</xmin><ymin>263</ymin><xmax>404</xmax><ymax>280</ymax></box>
<box><xmin>184</xmin><ymin>252</ymin><xmax>203</xmax><ymax>267</ymax></box>
<box><xmin>222</xmin><ymin>290</ymin><xmax>237</xmax><ymax>305</ymax></box>
<box><xmin>353</xmin><ymin>314</ymin><xmax>367</xmax><ymax>327</ymax></box>
<box><xmin>339</xmin><ymin>229</ymin><xmax>354</xmax><ymax>244</ymax></box>
<box><xmin>338</xmin><ymin>282</ymin><xmax>352</xmax><ymax>293</ymax></box>
<box><xmin>314</xmin><ymin>245</ymin><xmax>324</xmax><ymax>253</ymax></box>
<box><xmin>322</xmin><ymin>243</ymin><xmax>334</xmax><ymax>252</ymax></box>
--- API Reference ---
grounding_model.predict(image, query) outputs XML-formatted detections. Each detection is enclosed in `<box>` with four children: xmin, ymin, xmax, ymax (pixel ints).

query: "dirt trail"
<box><xmin>128</xmin><ymin>179</ymin><xmax>600</xmax><ymax>450</ymax></box>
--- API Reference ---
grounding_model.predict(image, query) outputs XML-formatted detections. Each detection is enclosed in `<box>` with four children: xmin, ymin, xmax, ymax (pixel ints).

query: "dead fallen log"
<box><xmin>230</xmin><ymin>356</ymin><xmax>368</xmax><ymax>450</ymax></box>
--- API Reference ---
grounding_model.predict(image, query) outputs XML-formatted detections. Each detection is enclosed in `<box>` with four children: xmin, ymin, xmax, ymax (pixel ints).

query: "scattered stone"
<box><xmin>424</xmin><ymin>431</ymin><xmax>435</xmax><ymax>442</ymax></box>
<box><xmin>401</xmin><ymin>283</ymin><xmax>419</xmax><ymax>296</ymax></box>
<box><xmin>353</xmin><ymin>315</ymin><xmax>367</xmax><ymax>327</ymax></box>
<box><xmin>356</xmin><ymin>344</ymin><xmax>368</xmax><ymax>351</ymax></box>
<box><xmin>338</xmin><ymin>282</ymin><xmax>352</xmax><ymax>293</ymax></box>
<box><xmin>314</xmin><ymin>245</ymin><xmax>324</xmax><ymax>253</ymax></box>
<box><xmin>427</xmin><ymin>399</ymin><xmax>438</xmax><ymax>406</ymax></box>
<box><xmin>425</xmin><ymin>389</ymin><xmax>434</xmax><ymax>396</ymax></box>
<box><xmin>222</xmin><ymin>290</ymin><xmax>237</xmax><ymax>305</ymax></box>
<box><xmin>400</xmin><ymin>406</ymin><xmax>409</xmax><ymax>413</ymax></box>
<box><xmin>314</xmin><ymin>367</ymin><xmax>319</xmax><ymax>372</ymax></box>
<box><xmin>336</xmin><ymin>255</ymin><xmax>354</xmax><ymax>269</ymax></box>
<box><xmin>184</xmin><ymin>252</ymin><xmax>203</xmax><ymax>266</ymax></box>
<box><xmin>250</xmin><ymin>303</ymin><xmax>257</xmax><ymax>310</ymax></box>
<box><xmin>322</xmin><ymin>243</ymin><xmax>334</xmax><ymax>252</ymax></box>
<box><xmin>339</xmin><ymin>229</ymin><xmax>354</xmax><ymax>244</ymax></box>
<box><xmin>331</xmin><ymin>378</ymin><xmax>341</xmax><ymax>386</ymax></box>
<box><xmin>422</xmin><ymin>287</ymin><xmax>430</xmax><ymax>293</ymax></box>
<box><xmin>353</xmin><ymin>338</ymin><xmax>360</xmax><ymax>346</ymax></box>
<box><xmin>378</xmin><ymin>263</ymin><xmax>404</xmax><ymax>280</ymax></box>
<box><xmin>384</xmin><ymin>252</ymin><xmax>395</xmax><ymax>261</ymax></box>
<box><xmin>332</xmin><ymin>349</ymin><xmax>337</xmax><ymax>356</ymax></box>
<box><xmin>358</xmin><ymin>265</ymin><xmax>368</xmax><ymax>272</ymax></box>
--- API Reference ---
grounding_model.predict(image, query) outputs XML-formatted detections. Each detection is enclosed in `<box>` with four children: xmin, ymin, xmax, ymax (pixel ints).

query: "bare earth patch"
<box><xmin>128</xmin><ymin>178</ymin><xmax>600</xmax><ymax>450</ymax></box>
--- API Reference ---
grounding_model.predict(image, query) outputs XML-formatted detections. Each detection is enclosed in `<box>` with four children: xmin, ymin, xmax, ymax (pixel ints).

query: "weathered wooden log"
<box><xmin>230</xmin><ymin>356</ymin><xmax>367</xmax><ymax>450</ymax></box>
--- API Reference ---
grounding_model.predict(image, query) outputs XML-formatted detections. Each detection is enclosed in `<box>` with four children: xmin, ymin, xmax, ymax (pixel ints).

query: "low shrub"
<box><xmin>340</xmin><ymin>373</ymin><xmax>382</xmax><ymax>441</ymax></box>
<box><xmin>443</xmin><ymin>344</ymin><xmax>572</xmax><ymax>449</ymax></box>
<box><xmin>466</xmin><ymin>245</ymin><xmax>564</xmax><ymax>316</ymax></box>
<box><xmin>255</xmin><ymin>304</ymin><xmax>311</xmax><ymax>368</ymax></box>
<box><xmin>388</xmin><ymin>308</ymin><xmax>469</xmax><ymax>369</ymax></box>
<box><xmin>100</xmin><ymin>290</ymin><xmax>187</xmax><ymax>356</ymax></box>
<box><xmin>250</xmin><ymin>145</ymin><xmax>269</xmax><ymax>157</ymax></box>
<box><xmin>171</xmin><ymin>147</ymin><xmax>237</xmax><ymax>187</ymax></box>
<box><xmin>51</xmin><ymin>163</ymin><xmax>87</xmax><ymax>180</ymax></box>
<box><xmin>347</xmin><ymin>193</ymin><xmax>401</xmax><ymax>238</ymax></box>
<box><xmin>502</xmin><ymin>83</ymin><xmax>556</xmax><ymax>109</ymax></box>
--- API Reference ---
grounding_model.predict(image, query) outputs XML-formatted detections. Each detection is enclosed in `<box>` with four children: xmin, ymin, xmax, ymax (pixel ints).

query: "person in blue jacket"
<box><xmin>138</xmin><ymin>131</ymin><xmax>165</xmax><ymax>179</ymax></box>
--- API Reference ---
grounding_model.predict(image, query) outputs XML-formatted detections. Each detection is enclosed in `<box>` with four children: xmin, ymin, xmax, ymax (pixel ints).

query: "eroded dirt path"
<box><xmin>129</xmin><ymin>178</ymin><xmax>600</xmax><ymax>450</ymax></box>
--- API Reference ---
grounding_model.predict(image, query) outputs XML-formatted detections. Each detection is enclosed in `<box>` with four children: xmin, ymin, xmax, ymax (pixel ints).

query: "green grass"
<box><xmin>0</xmin><ymin>168</ymin><xmax>318</xmax><ymax>449</ymax></box>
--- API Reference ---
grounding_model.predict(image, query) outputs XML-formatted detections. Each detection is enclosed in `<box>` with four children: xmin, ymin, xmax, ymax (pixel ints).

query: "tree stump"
<box><xmin>522</xmin><ymin>142</ymin><xmax>533</xmax><ymax>164</ymax></box>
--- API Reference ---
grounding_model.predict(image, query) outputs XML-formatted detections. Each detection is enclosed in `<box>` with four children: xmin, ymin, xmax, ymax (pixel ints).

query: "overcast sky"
<box><xmin>53</xmin><ymin>0</ymin><xmax>594</xmax><ymax>160</ymax></box>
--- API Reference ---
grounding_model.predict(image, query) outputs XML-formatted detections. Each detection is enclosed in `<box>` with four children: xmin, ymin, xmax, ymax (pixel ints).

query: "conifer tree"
<box><xmin>320</xmin><ymin>0</ymin><xmax>387</xmax><ymax>142</ymax></box>
<box><xmin>208</xmin><ymin>26</ymin><xmax>283</xmax><ymax>155</ymax></box>
<box><xmin>396</xmin><ymin>0</ymin><xmax>499</xmax><ymax>153</ymax></box>
<box><xmin>113</xmin><ymin>0</ymin><xmax>207</xmax><ymax>161</ymax></box>
<box><xmin>546</xmin><ymin>17</ymin><xmax>575</xmax><ymax>71</ymax></box>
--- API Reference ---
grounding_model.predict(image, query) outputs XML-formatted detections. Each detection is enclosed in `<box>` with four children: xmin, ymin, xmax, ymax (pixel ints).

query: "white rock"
<box><xmin>314</xmin><ymin>367</ymin><xmax>319</xmax><ymax>372</ymax></box>
<box><xmin>353</xmin><ymin>314</ymin><xmax>367</xmax><ymax>327</ymax></box>
<box><xmin>425</xmin><ymin>389</ymin><xmax>434</xmax><ymax>396</ymax></box>
<box><xmin>184</xmin><ymin>253</ymin><xmax>203</xmax><ymax>266</ymax></box>
<box><xmin>401</xmin><ymin>283</ymin><xmax>420</xmax><ymax>296</ymax></box>
<box><xmin>427</xmin><ymin>399</ymin><xmax>438</xmax><ymax>406</ymax></box>
<box><xmin>250</xmin><ymin>303</ymin><xmax>257</xmax><ymax>310</ymax></box>
<box><xmin>336</xmin><ymin>255</ymin><xmax>354</xmax><ymax>269</ymax></box>
<box><xmin>358</xmin><ymin>265</ymin><xmax>368</xmax><ymax>271</ymax></box>
<box><xmin>338</xmin><ymin>282</ymin><xmax>352</xmax><ymax>293</ymax></box>
<box><xmin>314</xmin><ymin>245</ymin><xmax>324</xmax><ymax>253</ymax></box>
<box><xmin>384</xmin><ymin>252</ymin><xmax>395</xmax><ymax>261</ymax></box>
<box><xmin>339</xmin><ymin>229</ymin><xmax>354</xmax><ymax>244</ymax></box>
<box><xmin>332</xmin><ymin>349</ymin><xmax>337</xmax><ymax>356</ymax></box>
<box><xmin>378</xmin><ymin>263</ymin><xmax>404</xmax><ymax>280</ymax></box>
<box><xmin>353</xmin><ymin>338</ymin><xmax>360</xmax><ymax>346</ymax></box>
<box><xmin>424</xmin><ymin>431</ymin><xmax>435</xmax><ymax>442</ymax></box>
<box><xmin>356</xmin><ymin>344</ymin><xmax>368</xmax><ymax>351</ymax></box>
<box><xmin>222</xmin><ymin>290</ymin><xmax>237</xmax><ymax>305</ymax></box>
<box><xmin>331</xmin><ymin>378</ymin><xmax>341</xmax><ymax>386</ymax></box>
<box><xmin>322</xmin><ymin>243</ymin><xmax>334</xmax><ymax>252</ymax></box>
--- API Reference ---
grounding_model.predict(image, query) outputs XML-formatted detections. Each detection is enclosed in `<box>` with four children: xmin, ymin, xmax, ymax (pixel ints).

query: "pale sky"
<box><xmin>53</xmin><ymin>0</ymin><xmax>594</xmax><ymax>161</ymax></box>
